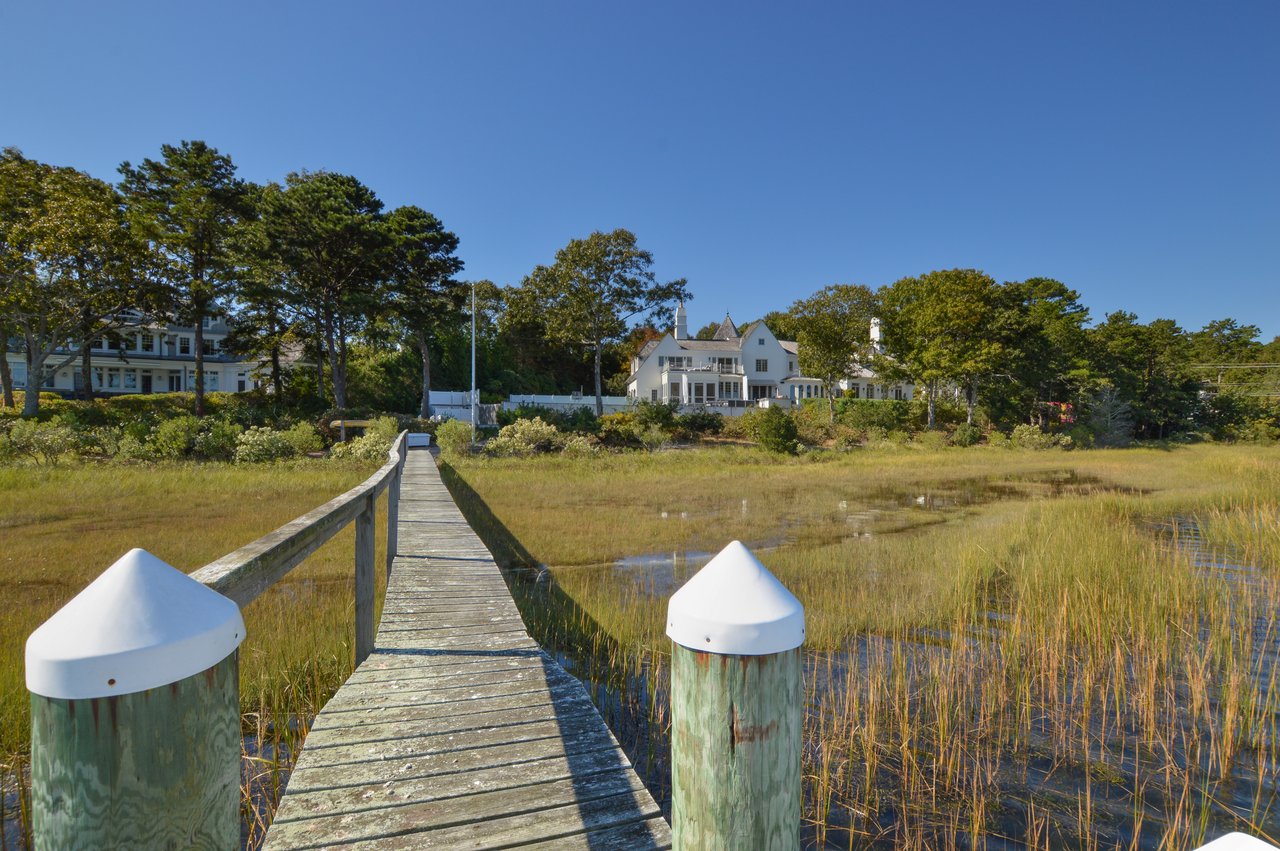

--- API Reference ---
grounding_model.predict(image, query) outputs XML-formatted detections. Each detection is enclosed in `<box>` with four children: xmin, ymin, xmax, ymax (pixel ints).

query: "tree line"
<box><xmin>757</xmin><ymin>271</ymin><xmax>1279</xmax><ymax>441</ymax></box>
<box><xmin>3</xmin><ymin>142</ymin><xmax>1276</xmax><ymax>442</ymax></box>
<box><xmin>1</xmin><ymin>141</ymin><xmax>463</xmax><ymax>418</ymax></box>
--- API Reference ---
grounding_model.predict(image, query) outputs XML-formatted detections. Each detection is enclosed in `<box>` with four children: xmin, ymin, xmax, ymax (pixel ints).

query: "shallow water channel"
<box><xmin>512</xmin><ymin>472</ymin><xmax>1280</xmax><ymax>849</ymax></box>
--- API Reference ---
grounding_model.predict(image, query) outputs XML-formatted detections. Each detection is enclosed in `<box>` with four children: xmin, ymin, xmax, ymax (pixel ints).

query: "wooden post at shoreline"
<box><xmin>25</xmin><ymin>549</ymin><xmax>245</xmax><ymax>850</ymax></box>
<box><xmin>667</xmin><ymin>540</ymin><xmax>805</xmax><ymax>851</ymax></box>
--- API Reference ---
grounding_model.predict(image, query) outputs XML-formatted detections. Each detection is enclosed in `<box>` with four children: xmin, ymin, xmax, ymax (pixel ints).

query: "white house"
<box><xmin>3</xmin><ymin>311</ymin><xmax>262</xmax><ymax>397</ymax></box>
<box><xmin>835</xmin><ymin>319</ymin><xmax>914</xmax><ymax>401</ymax></box>
<box><xmin>625</xmin><ymin>306</ymin><xmax>912</xmax><ymax>413</ymax></box>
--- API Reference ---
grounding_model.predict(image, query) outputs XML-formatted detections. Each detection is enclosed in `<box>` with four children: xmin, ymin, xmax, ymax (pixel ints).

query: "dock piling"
<box><xmin>666</xmin><ymin>540</ymin><xmax>805</xmax><ymax>850</ymax></box>
<box><xmin>25</xmin><ymin>548</ymin><xmax>244</xmax><ymax>850</ymax></box>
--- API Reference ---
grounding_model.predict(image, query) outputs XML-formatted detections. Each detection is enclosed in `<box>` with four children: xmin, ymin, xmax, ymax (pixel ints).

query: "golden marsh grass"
<box><xmin>443</xmin><ymin>443</ymin><xmax>1280</xmax><ymax>849</ymax></box>
<box><xmin>0</xmin><ymin>459</ymin><xmax>385</xmax><ymax>847</ymax></box>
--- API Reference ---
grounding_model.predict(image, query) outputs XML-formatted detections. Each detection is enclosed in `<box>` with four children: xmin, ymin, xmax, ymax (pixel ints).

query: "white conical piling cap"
<box><xmin>1195</xmin><ymin>834</ymin><xmax>1280</xmax><ymax>851</ymax></box>
<box><xmin>26</xmin><ymin>548</ymin><xmax>245</xmax><ymax>700</ymax></box>
<box><xmin>666</xmin><ymin>540</ymin><xmax>804</xmax><ymax>655</ymax></box>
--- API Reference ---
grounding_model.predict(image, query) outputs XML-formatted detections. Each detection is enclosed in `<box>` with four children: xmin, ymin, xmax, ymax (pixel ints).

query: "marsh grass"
<box><xmin>445</xmin><ymin>444</ymin><xmax>1280</xmax><ymax>848</ymax></box>
<box><xmin>0</xmin><ymin>458</ymin><xmax>386</xmax><ymax>849</ymax></box>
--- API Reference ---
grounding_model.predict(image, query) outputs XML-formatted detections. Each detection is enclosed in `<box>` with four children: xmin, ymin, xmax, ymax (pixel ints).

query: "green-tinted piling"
<box><xmin>666</xmin><ymin>540</ymin><xmax>805</xmax><ymax>851</ymax></box>
<box><xmin>25</xmin><ymin>548</ymin><xmax>245</xmax><ymax>851</ymax></box>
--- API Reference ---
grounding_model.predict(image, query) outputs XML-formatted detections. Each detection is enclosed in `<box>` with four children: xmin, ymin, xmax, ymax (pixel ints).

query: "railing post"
<box><xmin>386</xmin><ymin>439</ymin><xmax>403</xmax><ymax>577</ymax></box>
<box><xmin>25</xmin><ymin>549</ymin><xmax>244</xmax><ymax>850</ymax></box>
<box><xmin>666</xmin><ymin>540</ymin><xmax>805</xmax><ymax>850</ymax></box>
<box><xmin>355</xmin><ymin>491</ymin><xmax>376</xmax><ymax>665</ymax></box>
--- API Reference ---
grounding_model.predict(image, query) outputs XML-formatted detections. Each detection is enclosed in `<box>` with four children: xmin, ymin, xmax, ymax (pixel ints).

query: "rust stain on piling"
<box><xmin>107</xmin><ymin>695</ymin><xmax>118</xmax><ymax>730</ymax></box>
<box><xmin>695</xmin><ymin>650</ymin><xmax>710</xmax><ymax>669</ymax></box>
<box><xmin>729</xmin><ymin>704</ymin><xmax>777</xmax><ymax>748</ymax></box>
<box><xmin>90</xmin><ymin>699</ymin><xmax>99</xmax><ymax>731</ymax></box>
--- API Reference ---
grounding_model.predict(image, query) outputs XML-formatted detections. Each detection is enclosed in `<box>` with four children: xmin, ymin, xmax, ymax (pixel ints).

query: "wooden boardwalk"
<box><xmin>264</xmin><ymin>447</ymin><xmax>671</xmax><ymax>850</ymax></box>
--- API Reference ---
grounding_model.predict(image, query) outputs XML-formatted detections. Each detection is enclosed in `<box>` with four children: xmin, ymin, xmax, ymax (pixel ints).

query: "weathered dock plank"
<box><xmin>265</xmin><ymin>448</ymin><xmax>670</xmax><ymax>850</ymax></box>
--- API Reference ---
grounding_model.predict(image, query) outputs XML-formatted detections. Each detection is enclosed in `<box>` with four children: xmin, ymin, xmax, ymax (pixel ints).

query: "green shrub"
<box><xmin>485</xmin><ymin>417</ymin><xmax>566</xmax><ymax>457</ymax></box>
<box><xmin>639</xmin><ymin>425</ymin><xmax>670</xmax><ymax>452</ymax></box>
<box><xmin>561</xmin><ymin>434</ymin><xmax>600</xmax><ymax>458</ymax></box>
<box><xmin>115</xmin><ymin>433</ymin><xmax>150</xmax><ymax>461</ymax></box>
<box><xmin>235</xmin><ymin>426</ymin><xmax>296</xmax><ymax>463</ymax></box>
<box><xmin>4</xmin><ymin>418</ymin><xmax>78</xmax><ymax>464</ymax></box>
<box><xmin>949</xmin><ymin>423</ymin><xmax>983</xmax><ymax>447</ymax></box>
<box><xmin>150</xmin><ymin>415</ymin><xmax>201</xmax><ymax>459</ymax></box>
<box><xmin>749</xmin><ymin>406</ymin><xmax>799</xmax><ymax>454</ymax></box>
<box><xmin>435</xmin><ymin>419</ymin><xmax>474</xmax><ymax>456</ymax></box>
<box><xmin>496</xmin><ymin>404</ymin><xmax>599</xmax><ymax>434</ymax></box>
<box><xmin>326</xmin><ymin>417</ymin><xmax>399</xmax><ymax>463</ymax></box>
<box><xmin>597</xmin><ymin>412</ymin><xmax>640</xmax><ymax>447</ymax></box>
<box><xmin>718</xmin><ymin>414</ymin><xmax>749</xmax><ymax>439</ymax></box>
<box><xmin>837</xmin><ymin>399</ymin><xmax>910</xmax><ymax>432</ymax></box>
<box><xmin>832</xmin><ymin>425</ymin><xmax>862</xmax><ymax>450</ymax></box>
<box><xmin>195</xmin><ymin>420</ymin><xmax>243</xmax><ymax>461</ymax></box>
<box><xmin>674</xmin><ymin>410</ymin><xmax>724</xmax><ymax>439</ymax></box>
<box><xmin>633</xmin><ymin>400</ymin><xmax>678</xmax><ymax>431</ymax></box>
<box><xmin>792</xmin><ymin>401</ymin><xmax>833</xmax><ymax>446</ymax></box>
<box><xmin>1008</xmin><ymin>423</ymin><xmax>1073</xmax><ymax>450</ymax></box>
<box><xmin>282</xmin><ymin>422</ymin><xmax>324</xmax><ymax>456</ymax></box>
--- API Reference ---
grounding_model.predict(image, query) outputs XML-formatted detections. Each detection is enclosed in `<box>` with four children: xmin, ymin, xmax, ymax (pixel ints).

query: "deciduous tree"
<box><xmin>510</xmin><ymin>229</ymin><xmax>689</xmax><ymax>415</ymax></box>
<box><xmin>791</xmin><ymin>284</ymin><xmax>878</xmax><ymax>418</ymax></box>
<box><xmin>2</xmin><ymin>150</ymin><xmax>139</xmax><ymax>416</ymax></box>
<box><xmin>878</xmin><ymin>269</ymin><xmax>1004</xmax><ymax>427</ymax></box>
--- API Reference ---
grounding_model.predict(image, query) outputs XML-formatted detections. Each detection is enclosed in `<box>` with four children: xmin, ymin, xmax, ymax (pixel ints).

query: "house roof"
<box><xmin>712</xmin><ymin>315</ymin><xmax>739</xmax><ymax>341</ymax></box>
<box><xmin>780</xmin><ymin>341</ymin><xmax>799</xmax><ymax>354</ymax></box>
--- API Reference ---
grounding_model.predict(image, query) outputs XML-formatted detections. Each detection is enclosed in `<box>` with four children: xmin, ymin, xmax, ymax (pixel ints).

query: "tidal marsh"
<box><xmin>0</xmin><ymin>459</ymin><xmax>385</xmax><ymax>848</ymax></box>
<box><xmin>442</xmin><ymin>443</ymin><xmax>1280</xmax><ymax>849</ymax></box>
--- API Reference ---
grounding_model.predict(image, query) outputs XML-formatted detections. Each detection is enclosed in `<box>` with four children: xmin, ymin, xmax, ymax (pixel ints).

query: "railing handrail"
<box><xmin>189</xmin><ymin>430</ymin><xmax>409</xmax><ymax>608</ymax></box>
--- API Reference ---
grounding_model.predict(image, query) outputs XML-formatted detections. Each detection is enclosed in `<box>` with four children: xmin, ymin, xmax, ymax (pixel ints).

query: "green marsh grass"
<box><xmin>444</xmin><ymin>443</ymin><xmax>1280</xmax><ymax>849</ymax></box>
<box><xmin>0</xmin><ymin>458</ymin><xmax>386</xmax><ymax>848</ymax></box>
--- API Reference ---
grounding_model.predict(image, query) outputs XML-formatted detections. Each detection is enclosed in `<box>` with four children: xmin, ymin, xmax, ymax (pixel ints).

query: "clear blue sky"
<box><xmin>3</xmin><ymin>1</ymin><xmax>1277</xmax><ymax>340</ymax></box>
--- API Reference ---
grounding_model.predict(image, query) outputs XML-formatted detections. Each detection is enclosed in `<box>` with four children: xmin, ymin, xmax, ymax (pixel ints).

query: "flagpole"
<box><xmin>470</xmin><ymin>281</ymin><xmax>477</xmax><ymax>442</ymax></box>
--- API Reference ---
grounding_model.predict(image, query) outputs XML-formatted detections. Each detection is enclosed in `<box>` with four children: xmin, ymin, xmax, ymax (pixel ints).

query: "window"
<box><xmin>168</xmin><ymin>371</ymin><xmax>183</xmax><ymax>392</ymax></box>
<box><xmin>850</xmin><ymin>384</ymin><xmax>860</xmax><ymax>399</ymax></box>
<box><xmin>106</xmin><ymin>369</ymin><xmax>120</xmax><ymax>389</ymax></box>
<box><xmin>206</xmin><ymin>372</ymin><xmax>219</xmax><ymax>391</ymax></box>
<box><xmin>203</xmin><ymin>339</ymin><xmax>218</xmax><ymax>356</ymax></box>
<box><xmin>789</xmin><ymin>360</ymin><xmax>795</xmax><ymax>373</ymax></box>
<box><xmin>202</xmin><ymin>316</ymin><xmax>212</xmax><ymax>329</ymax></box>
<box><xmin>755</xmin><ymin>359</ymin><xmax>768</xmax><ymax>373</ymax></box>
<box><xmin>123</xmin><ymin>370</ymin><xmax>137</xmax><ymax>391</ymax></box>
<box><xmin>669</xmin><ymin>382</ymin><xmax>680</xmax><ymax>401</ymax></box>
<box><xmin>757</xmin><ymin>338</ymin><xmax>765</xmax><ymax>346</ymax></box>
<box><xmin>96</xmin><ymin>338</ymin><xmax>109</xmax><ymax>350</ymax></box>
<box><xmin>179</xmin><ymin>336</ymin><xmax>191</xmax><ymax>355</ymax></box>
<box><xmin>650</xmin><ymin>389</ymin><xmax>658</xmax><ymax>402</ymax></box>
<box><xmin>894</xmin><ymin>386</ymin><xmax>904</xmax><ymax>400</ymax></box>
<box><xmin>141</xmin><ymin>334</ymin><xmax>154</xmax><ymax>353</ymax></box>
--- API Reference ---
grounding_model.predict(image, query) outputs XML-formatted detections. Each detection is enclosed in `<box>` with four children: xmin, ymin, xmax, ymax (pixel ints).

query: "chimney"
<box><xmin>674</xmin><ymin>301</ymin><xmax>688</xmax><ymax>340</ymax></box>
<box><xmin>870</xmin><ymin>318</ymin><xmax>882</xmax><ymax>353</ymax></box>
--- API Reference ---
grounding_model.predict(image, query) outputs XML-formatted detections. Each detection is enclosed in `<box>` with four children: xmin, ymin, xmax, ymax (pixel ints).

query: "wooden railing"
<box><xmin>24</xmin><ymin>431</ymin><xmax>411</xmax><ymax>849</ymax></box>
<box><xmin>190</xmin><ymin>429</ymin><xmax>409</xmax><ymax>664</ymax></box>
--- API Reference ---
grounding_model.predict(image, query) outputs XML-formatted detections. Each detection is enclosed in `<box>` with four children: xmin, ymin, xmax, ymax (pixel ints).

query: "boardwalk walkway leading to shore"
<box><xmin>264</xmin><ymin>447</ymin><xmax>671</xmax><ymax>850</ymax></box>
